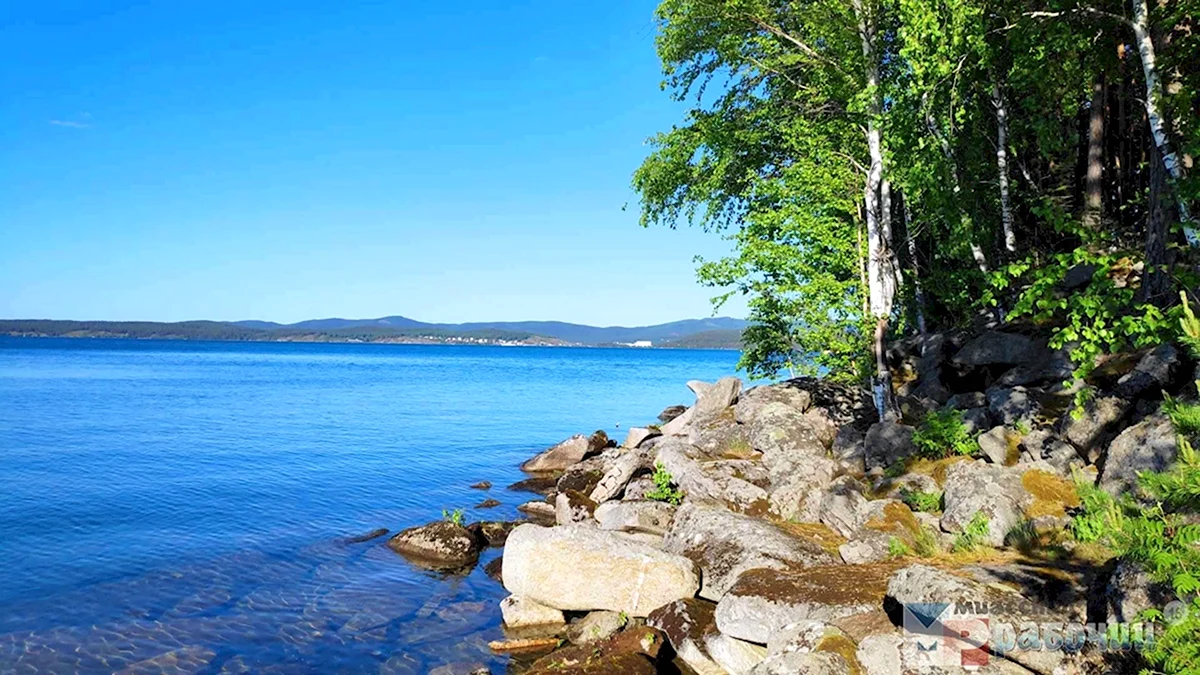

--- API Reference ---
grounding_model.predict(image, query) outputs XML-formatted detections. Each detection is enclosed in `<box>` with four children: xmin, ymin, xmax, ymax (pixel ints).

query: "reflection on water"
<box><xmin>1</xmin><ymin>536</ymin><xmax>509</xmax><ymax>673</ymax></box>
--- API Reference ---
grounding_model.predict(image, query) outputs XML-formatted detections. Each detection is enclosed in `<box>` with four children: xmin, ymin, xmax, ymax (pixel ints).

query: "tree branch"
<box><xmin>1025</xmin><ymin>7</ymin><xmax>1132</xmax><ymax>28</ymax></box>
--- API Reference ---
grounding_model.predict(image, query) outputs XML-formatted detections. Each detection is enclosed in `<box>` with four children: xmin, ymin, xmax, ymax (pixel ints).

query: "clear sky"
<box><xmin>0</xmin><ymin>1</ymin><xmax>745</xmax><ymax>326</ymax></box>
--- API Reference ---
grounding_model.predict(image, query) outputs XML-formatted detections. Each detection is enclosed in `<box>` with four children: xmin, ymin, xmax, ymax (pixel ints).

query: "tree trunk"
<box><xmin>902</xmin><ymin>196</ymin><xmax>927</xmax><ymax>336</ymax></box>
<box><xmin>1083</xmin><ymin>75</ymin><xmax>1105</xmax><ymax>230</ymax></box>
<box><xmin>1142</xmin><ymin>137</ymin><xmax>1177</xmax><ymax>305</ymax></box>
<box><xmin>854</xmin><ymin>0</ymin><xmax>898</xmax><ymax>421</ymax></box>
<box><xmin>925</xmin><ymin>102</ymin><xmax>990</xmax><ymax>274</ymax></box>
<box><xmin>992</xmin><ymin>81</ymin><xmax>1017</xmax><ymax>252</ymax></box>
<box><xmin>1131</xmin><ymin>0</ymin><xmax>1197</xmax><ymax>244</ymax></box>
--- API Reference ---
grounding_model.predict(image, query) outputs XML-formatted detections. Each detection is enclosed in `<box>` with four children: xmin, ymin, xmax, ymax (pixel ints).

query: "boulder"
<box><xmin>502</xmin><ymin>524</ymin><xmax>699</xmax><ymax>616</ymax></box>
<box><xmin>1060</xmin><ymin>395</ymin><xmax>1131</xmax><ymax>459</ymax></box>
<box><xmin>517</xmin><ymin>500</ymin><xmax>557</xmax><ymax>526</ymax></box>
<box><xmin>525</xmin><ymin>628</ymin><xmax>666</xmax><ymax>675</ymax></box>
<box><xmin>484</xmin><ymin>556</ymin><xmax>504</xmax><ymax>583</ymax></box>
<box><xmin>944</xmin><ymin>392</ymin><xmax>987</xmax><ymax>410</ymax></box>
<box><xmin>1061</xmin><ymin>262</ymin><xmax>1099</xmax><ymax>291</ymax></box>
<box><xmin>500</xmin><ymin>594</ymin><xmax>565</xmax><ymax>628</ymax></box>
<box><xmin>647</xmin><ymin>598</ymin><xmax>725</xmax><ymax>675</ymax></box>
<box><xmin>659</xmin><ymin>404</ymin><xmax>688</xmax><ymax>424</ymax></box>
<box><xmin>952</xmin><ymin>331</ymin><xmax>1040</xmax><ymax>366</ymax></box>
<box><xmin>977</xmin><ymin>426</ymin><xmax>1015</xmax><ymax>465</ymax></box>
<box><xmin>664</xmin><ymin>503</ymin><xmax>836</xmax><ymax>601</ymax></box>
<box><xmin>1115</xmin><ymin>343</ymin><xmax>1181</xmax><ymax>400</ymax></box>
<box><xmin>588</xmin><ymin>449</ymin><xmax>652</xmax><ymax>503</ymax></box>
<box><xmin>622</xmin><ymin>476</ymin><xmax>655</xmax><ymax>502</ymax></box>
<box><xmin>837</xmin><ymin>531</ymin><xmax>893</xmax><ymax>564</ymax></box>
<box><xmin>566</xmin><ymin>611</ymin><xmax>626</xmax><ymax>645</ymax></box>
<box><xmin>715</xmin><ymin>564</ymin><xmax>894</xmax><ymax>644</ymax></box>
<box><xmin>735</xmin><ymin>383</ymin><xmax>813</xmax><ymax>424</ymax></box>
<box><xmin>705</xmin><ymin>632</ymin><xmax>767</xmax><ymax>674</ymax></box>
<box><xmin>1100</xmin><ymin>413</ymin><xmax>1177</xmax><ymax>496</ymax></box>
<box><xmin>656</xmin><ymin>440</ymin><xmax>770</xmax><ymax>515</ymax></box>
<box><xmin>521</xmin><ymin>433</ymin><xmax>600</xmax><ymax>473</ymax></box>
<box><xmin>1106</xmin><ymin>560</ymin><xmax>1178</xmax><ymax>623</ymax></box>
<box><xmin>864</xmin><ymin>422</ymin><xmax>916</xmax><ymax>470</ymax></box>
<box><xmin>692</xmin><ymin>376</ymin><xmax>744</xmax><ymax>421</ymax></box>
<box><xmin>986</xmin><ymin>386</ymin><xmax>1038</xmax><ymax>427</ymax></box>
<box><xmin>661</xmin><ymin>407</ymin><xmax>695</xmax><ymax>436</ymax></box>
<box><xmin>474</xmin><ymin>498</ymin><xmax>501</xmax><ymax>509</ymax></box>
<box><xmin>818</xmin><ymin>476</ymin><xmax>873</xmax><ymax>539</ymax></box>
<box><xmin>750</xmin><ymin>652</ymin><xmax>849</xmax><ymax>675</ymax></box>
<box><xmin>508</xmin><ymin>475</ymin><xmax>559</xmax><ymax>497</ymax></box>
<box><xmin>960</xmin><ymin>407</ymin><xmax>993</xmax><ymax>434</ymax></box>
<box><xmin>467</xmin><ymin>521</ymin><xmax>517</xmax><ymax>547</ymax></box>
<box><xmin>557</xmin><ymin>452</ymin><xmax>617</xmax><ymax>495</ymax></box>
<box><xmin>594</xmin><ymin>500</ymin><xmax>677</xmax><ymax>535</ymax></box>
<box><xmin>939</xmin><ymin>461</ymin><xmax>1026</xmax><ymax>547</ymax></box>
<box><xmin>344</xmin><ymin>527</ymin><xmax>389</xmax><ymax>544</ymax></box>
<box><xmin>831</xmin><ymin>426</ymin><xmax>866</xmax><ymax>473</ymax></box>
<box><xmin>555</xmin><ymin>490</ymin><xmax>598</xmax><ymax>525</ymax></box>
<box><xmin>622</xmin><ymin>427</ymin><xmax>660</xmax><ymax>449</ymax></box>
<box><xmin>387</xmin><ymin>521</ymin><xmax>483</xmax><ymax>570</ymax></box>
<box><xmin>689</xmin><ymin>411</ymin><xmax>753</xmax><ymax>456</ymax></box>
<box><xmin>764</xmin><ymin>620</ymin><xmax>828</xmax><ymax>656</ymax></box>
<box><xmin>768</xmin><ymin>457</ymin><xmax>837</xmax><ymax>522</ymax></box>
<box><xmin>748</xmin><ymin>402</ymin><xmax>828</xmax><ymax>478</ymax></box>
<box><xmin>469</xmin><ymin>481</ymin><xmax>492</xmax><ymax>490</ymax></box>
<box><xmin>996</xmin><ymin>349</ymin><xmax>1075</xmax><ymax>388</ymax></box>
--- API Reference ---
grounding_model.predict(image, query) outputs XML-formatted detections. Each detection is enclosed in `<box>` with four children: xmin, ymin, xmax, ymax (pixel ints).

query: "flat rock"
<box><xmin>500</xmin><ymin>594</ymin><xmax>565</xmax><ymax>628</ymax></box>
<box><xmin>1115</xmin><ymin>343</ymin><xmax>1181</xmax><ymax>399</ymax></box>
<box><xmin>555</xmin><ymin>489</ymin><xmax>597</xmax><ymax>525</ymax></box>
<box><xmin>692</xmin><ymin>376</ymin><xmax>744</xmax><ymax>421</ymax></box>
<box><xmin>659</xmin><ymin>404</ymin><xmax>688</xmax><ymax>423</ymax></box>
<box><xmin>977</xmin><ymin>426</ymin><xmax>1015</xmax><ymax>465</ymax></box>
<box><xmin>664</xmin><ymin>503</ymin><xmax>836</xmax><ymax>601</ymax></box>
<box><xmin>656</xmin><ymin>440</ymin><xmax>770</xmax><ymax>515</ymax></box>
<box><xmin>508</xmin><ymin>476</ymin><xmax>559</xmax><ymax>497</ymax></box>
<box><xmin>387</xmin><ymin>521</ymin><xmax>483</xmax><ymax>571</ymax></box>
<box><xmin>503</xmin><ymin>524</ymin><xmax>698</xmax><ymax>616</ymax></box>
<box><xmin>1060</xmin><ymin>395</ymin><xmax>1130</xmax><ymax>459</ymax></box>
<box><xmin>622</xmin><ymin>426</ymin><xmax>660</xmax><ymax>449</ymax></box>
<box><xmin>715</xmin><ymin>563</ymin><xmax>899</xmax><ymax>644</ymax></box>
<box><xmin>566</xmin><ymin>611</ymin><xmax>626</xmax><ymax>645</ymax></box>
<box><xmin>705</xmin><ymin>632</ymin><xmax>767</xmax><ymax>674</ymax></box>
<box><xmin>748</xmin><ymin>403</ymin><xmax>828</xmax><ymax>477</ymax></box>
<box><xmin>987</xmin><ymin>386</ymin><xmax>1038</xmax><ymax>426</ymax></box>
<box><xmin>594</xmin><ymin>500</ymin><xmax>677</xmax><ymax>535</ymax></box>
<box><xmin>750</xmin><ymin>652</ymin><xmax>849</xmax><ymax>675</ymax></box>
<box><xmin>517</xmin><ymin>500</ymin><xmax>557</xmax><ymax>526</ymax></box>
<box><xmin>735</xmin><ymin>383</ymin><xmax>813</xmax><ymax>425</ymax></box>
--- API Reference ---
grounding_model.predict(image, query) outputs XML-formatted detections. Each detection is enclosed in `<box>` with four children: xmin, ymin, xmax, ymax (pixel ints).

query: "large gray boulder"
<box><xmin>689</xmin><ymin>411</ymin><xmax>753</xmax><ymax>456</ymax></box>
<box><xmin>940</xmin><ymin>460</ymin><xmax>1027</xmax><ymax>547</ymax></box>
<box><xmin>735</xmin><ymin>383</ymin><xmax>813</xmax><ymax>424</ymax></box>
<box><xmin>863</xmin><ymin>422</ymin><xmax>916</xmax><ymax>470</ymax></box>
<box><xmin>656</xmin><ymin>440</ymin><xmax>770</xmax><ymax>514</ymax></box>
<box><xmin>768</xmin><ymin>456</ymin><xmax>838</xmax><ymax>522</ymax></box>
<box><xmin>502</xmin><ymin>524</ymin><xmax>699</xmax><ymax>616</ymax></box>
<box><xmin>986</xmin><ymin>386</ymin><xmax>1038</xmax><ymax>427</ymax></box>
<box><xmin>500</xmin><ymin>594</ymin><xmax>565</xmax><ymax>628</ymax></box>
<box><xmin>589</xmin><ymin>449</ymin><xmax>653</xmax><ymax>503</ymax></box>
<box><xmin>976</xmin><ymin>426</ymin><xmax>1014</xmax><ymax>465</ymax></box>
<box><xmin>521</xmin><ymin>432</ymin><xmax>607</xmax><ymax>472</ymax></box>
<box><xmin>387</xmin><ymin>521</ymin><xmax>483</xmax><ymax>570</ymax></box>
<box><xmin>818</xmin><ymin>476</ymin><xmax>873</xmax><ymax>539</ymax></box>
<box><xmin>715</xmin><ymin>565</ymin><xmax>888</xmax><ymax>644</ymax></box>
<box><xmin>663</xmin><ymin>503</ymin><xmax>836</xmax><ymax>601</ymax></box>
<box><xmin>692</xmin><ymin>376</ymin><xmax>744</xmax><ymax>421</ymax></box>
<box><xmin>1100</xmin><ymin>413</ymin><xmax>1177</xmax><ymax>496</ymax></box>
<box><xmin>647</xmin><ymin>598</ymin><xmax>725</xmax><ymax>675</ymax></box>
<box><xmin>952</xmin><ymin>331</ymin><xmax>1040</xmax><ymax>366</ymax></box>
<box><xmin>750</xmin><ymin>652</ymin><xmax>849</xmax><ymax>675</ymax></box>
<box><xmin>1060</xmin><ymin>395</ymin><xmax>1131</xmax><ymax>460</ymax></box>
<box><xmin>748</xmin><ymin>402</ymin><xmax>828</xmax><ymax>477</ymax></box>
<box><xmin>705</xmin><ymin>632</ymin><xmax>768</xmax><ymax>674</ymax></box>
<box><xmin>1106</xmin><ymin>560</ymin><xmax>1178</xmax><ymax>623</ymax></box>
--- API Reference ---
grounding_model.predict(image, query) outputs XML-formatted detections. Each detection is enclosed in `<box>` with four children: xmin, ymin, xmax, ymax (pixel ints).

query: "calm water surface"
<box><xmin>0</xmin><ymin>338</ymin><xmax>739</xmax><ymax>673</ymax></box>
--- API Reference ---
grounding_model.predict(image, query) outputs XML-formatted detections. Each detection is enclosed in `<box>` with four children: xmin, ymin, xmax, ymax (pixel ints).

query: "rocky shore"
<box><xmin>387</xmin><ymin>326</ymin><xmax>1191</xmax><ymax>674</ymax></box>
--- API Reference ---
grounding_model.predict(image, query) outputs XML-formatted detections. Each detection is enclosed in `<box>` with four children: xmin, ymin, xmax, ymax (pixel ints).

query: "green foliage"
<box><xmin>987</xmin><ymin>247</ymin><xmax>1179</xmax><ymax>392</ymax></box>
<box><xmin>645</xmin><ymin>462</ymin><xmax>685</xmax><ymax>505</ymax></box>
<box><xmin>899</xmin><ymin>488</ymin><xmax>943</xmax><ymax>513</ymax></box>
<box><xmin>888</xmin><ymin>537</ymin><xmax>914</xmax><ymax>558</ymax></box>
<box><xmin>952</xmin><ymin>513</ymin><xmax>990</xmax><ymax>553</ymax></box>
<box><xmin>1164</xmin><ymin>396</ymin><xmax>1200</xmax><ymax>442</ymax></box>
<box><xmin>1179</xmin><ymin>291</ymin><xmax>1200</xmax><ymax>360</ymax></box>
<box><xmin>442</xmin><ymin>508</ymin><xmax>465</xmax><ymax>526</ymax></box>
<box><xmin>912</xmin><ymin>409</ymin><xmax>978</xmax><ymax>460</ymax></box>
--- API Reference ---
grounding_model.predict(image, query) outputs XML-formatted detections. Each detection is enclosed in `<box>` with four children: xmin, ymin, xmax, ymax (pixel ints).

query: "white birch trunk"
<box><xmin>854</xmin><ymin>0</ymin><xmax>897</xmax><ymax>421</ymax></box>
<box><xmin>1131</xmin><ymin>0</ymin><xmax>1197</xmax><ymax>244</ymax></box>
<box><xmin>992</xmin><ymin>82</ymin><xmax>1017</xmax><ymax>252</ymax></box>
<box><xmin>903</xmin><ymin>198</ymin><xmax>927</xmax><ymax>336</ymax></box>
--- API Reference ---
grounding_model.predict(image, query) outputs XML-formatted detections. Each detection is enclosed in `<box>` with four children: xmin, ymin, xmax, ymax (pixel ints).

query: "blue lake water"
<box><xmin>0</xmin><ymin>338</ymin><xmax>739</xmax><ymax>673</ymax></box>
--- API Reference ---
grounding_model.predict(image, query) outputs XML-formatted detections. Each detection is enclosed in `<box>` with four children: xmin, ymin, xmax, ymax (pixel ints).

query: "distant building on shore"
<box><xmin>631</xmin><ymin>340</ymin><xmax>652</xmax><ymax>348</ymax></box>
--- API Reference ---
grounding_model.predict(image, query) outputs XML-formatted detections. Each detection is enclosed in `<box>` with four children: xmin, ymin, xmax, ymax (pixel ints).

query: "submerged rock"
<box><xmin>469</xmin><ymin>481</ymin><xmax>492</xmax><ymax>490</ymax></box>
<box><xmin>502</xmin><ymin>524</ymin><xmax>698</xmax><ymax>616</ymax></box>
<box><xmin>387</xmin><ymin>521</ymin><xmax>483</xmax><ymax>571</ymax></box>
<box><xmin>344</xmin><ymin>527</ymin><xmax>389</xmax><ymax>544</ymax></box>
<box><xmin>474</xmin><ymin>498</ymin><xmax>501</xmax><ymax>509</ymax></box>
<box><xmin>507</xmin><ymin>475</ymin><xmax>559</xmax><ymax>497</ymax></box>
<box><xmin>467</xmin><ymin>521</ymin><xmax>516</xmax><ymax>547</ymax></box>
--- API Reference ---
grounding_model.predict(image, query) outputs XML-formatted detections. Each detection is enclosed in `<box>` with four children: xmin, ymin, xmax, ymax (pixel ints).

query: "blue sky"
<box><xmin>0</xmin><ymin>0</ymin><xmax>744</xmax><ymax>326</ymax></box>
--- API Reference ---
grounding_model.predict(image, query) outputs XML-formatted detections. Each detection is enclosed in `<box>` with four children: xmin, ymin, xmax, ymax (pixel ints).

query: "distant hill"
<box><xmin>1</xmin><ymin>315</ymin><xmax>747</xmax><ymax>349</ymax></box>
<box><xmin>233</xmin><ymin>315</ymin><xmax>748</xmax><ymax>345</ymax></box>
<box><xmin>658</xmin><ymin>329</ymin><xmax>744</xmax><ymax>350</ymax></box>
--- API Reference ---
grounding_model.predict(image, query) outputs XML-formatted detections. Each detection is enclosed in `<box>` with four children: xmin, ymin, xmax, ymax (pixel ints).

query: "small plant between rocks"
<box><xmin>912</xmin><ymin>409</ymin><xmax>978</xmax><ymax>460</ymax></box>
<box><xmin>645</xmin><ymin>462</ymin><xmax>685</xmax><ymax>505</ymax></box>
<box><xmin>952</xmin><ymin>513</ymin><xmax>990</xmax><ymax>553</ymax></box>
<box><xmin>442</xmin><ymin>508</ymin><xmax>465</xmax><ymax>526</ymax></box>
<box><xmin>899</xmin><ymin>488</ymin><xmax>943</xmax><ymax>513</ymax></box>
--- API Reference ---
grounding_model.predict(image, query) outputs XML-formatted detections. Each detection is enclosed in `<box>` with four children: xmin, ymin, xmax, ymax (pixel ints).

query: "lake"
<box><xmin>0</xmin><ymin>338</ymin><xmax>740</xmax><ymax>673</ymax></box>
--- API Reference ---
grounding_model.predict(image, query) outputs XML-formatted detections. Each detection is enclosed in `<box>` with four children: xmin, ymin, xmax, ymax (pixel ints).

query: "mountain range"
<box><xmin>230</xmin><ymin>316</ymin><xmax>747</xmax><ymax>345</ymax></box>
<box><xmin>0</xmin><ymin>316</ymin><xmax>748</xmax><ymax>348</ymax></box>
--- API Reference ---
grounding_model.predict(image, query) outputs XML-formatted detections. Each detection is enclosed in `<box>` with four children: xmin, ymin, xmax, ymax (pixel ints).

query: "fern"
<box><xmin>912</xmin><ymin>410</ymin><xmax>979</xmax><ymax>460</ymax></box>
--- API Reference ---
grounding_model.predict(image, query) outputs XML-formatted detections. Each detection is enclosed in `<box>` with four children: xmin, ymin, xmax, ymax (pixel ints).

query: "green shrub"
<box><xmin>900</xmin><ymin>488</ymin><xmax>943</xmax><ymax>513</ymax></box>
<box><xmin>952</xmin><ymin>513</ymin><xmax>990</xmax><ymax>552</ymax></box>
<box><xmin>912</xmin><ymin>409</ymin><xmax>978</xmax><ymax>459</ymax></box>
<box><xmin>645</xmin><ymin>462</ymin><xmax>685</xmax><ymax>505</ymax></box>
<box><xmin>442</xmin><ymin>508</ymin><xmax>465</xmax><ymax>526</ymax></box>
<box><xmin>888</xmin><ymin>537</ymin><xmax>913</xmax><ymax>558</ymax></box>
